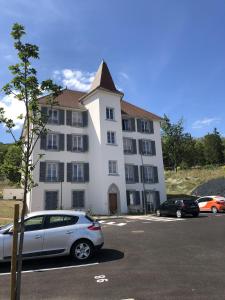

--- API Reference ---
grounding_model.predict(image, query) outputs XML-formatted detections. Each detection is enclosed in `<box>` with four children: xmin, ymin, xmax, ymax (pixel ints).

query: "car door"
<box><xmin>167</xmin><ymin>200</ymin><xmax>177</xmax><ymax>216</ymax></box>
<box><xmin>42</xmin><ymin>215</ymin><xmax>78</xmax><ymax>255</ymax></box>
<box><xmin>160</xmin><ymin>201</ymin><xmax>169</xmax><ymax>215</ymax></box>
<box><xmin>3</xmin><ymin>215</ymin><xmax>45</xmax><ymax>259</ymax></box>
<box><xmin>197</xmin><ymin>197</ymin><xmax>208</xmax><ymax>211</ymax></box>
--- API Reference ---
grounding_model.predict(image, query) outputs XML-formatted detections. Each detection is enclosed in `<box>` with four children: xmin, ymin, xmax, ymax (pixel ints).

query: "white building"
<box><xmin>27</xmin><ymin>61</ymin><xmax>166</xmax><ymax>215</ymax></box>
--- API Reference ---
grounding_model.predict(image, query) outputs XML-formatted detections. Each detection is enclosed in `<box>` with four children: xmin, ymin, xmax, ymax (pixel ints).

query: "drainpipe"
<box><xmin>140</xmin><ymin>152</ymin><xmax>147</xmax><ymax>215</ymax></box>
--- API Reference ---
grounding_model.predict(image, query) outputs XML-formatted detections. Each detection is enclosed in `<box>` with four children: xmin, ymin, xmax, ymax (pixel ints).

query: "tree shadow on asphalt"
<box><xmin>0</xmin><ymin>249</ymin><xmax>124</xmax><ymax>274</ymax></box>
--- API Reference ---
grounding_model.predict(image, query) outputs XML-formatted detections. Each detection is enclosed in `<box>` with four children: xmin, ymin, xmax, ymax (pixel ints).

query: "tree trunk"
<box><xmin>15</xmin><ymin>171</ymin><xmax>28</xmax><ymax>300</ymax></box>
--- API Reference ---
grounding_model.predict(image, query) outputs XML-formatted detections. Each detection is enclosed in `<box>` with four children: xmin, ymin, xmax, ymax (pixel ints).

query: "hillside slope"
<box><xmin>165</xmin><ymin>166</ymin><xmax>225</xmax><ymax>196</ymax></box>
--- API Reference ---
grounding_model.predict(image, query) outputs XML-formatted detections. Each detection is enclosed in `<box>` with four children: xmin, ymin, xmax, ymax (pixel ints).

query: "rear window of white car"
<box><xmin>46</xmin><ymin>215</ymin><xmax>78</xmax><ymax>229</ymax></box>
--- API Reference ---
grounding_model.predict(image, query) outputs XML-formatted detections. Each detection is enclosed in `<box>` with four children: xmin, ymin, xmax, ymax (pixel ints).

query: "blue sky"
<box><xmin>0</xmin><ymin>0</ymin><xmax>225</xmax><ymax>143</ymax></box>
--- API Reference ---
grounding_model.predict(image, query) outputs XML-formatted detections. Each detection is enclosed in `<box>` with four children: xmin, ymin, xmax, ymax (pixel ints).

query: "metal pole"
<box><xmin>10</xmin><ymin>204</ymin><xmax>19</xmax><ymax>300</ymax></box>
<box><xmin>140</xmin><ymin>152</ymin><xmax>147</xmax><ymax>215</ymax></box>
<box><xmin>60</xmin><ymin>181</ymin><xmax>62</xmax><ymax>209</ymax></box>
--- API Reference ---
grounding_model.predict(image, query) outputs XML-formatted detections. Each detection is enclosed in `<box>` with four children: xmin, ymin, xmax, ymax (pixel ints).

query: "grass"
<box><xmin>165</xmin><ymin>165</ymin><xmax>225</xmax><ymax>195</ymax></box>
<box><xmin>0</xmin><ymin>200</ymin><xmax>22</xmax><ymax>225</ymax></box>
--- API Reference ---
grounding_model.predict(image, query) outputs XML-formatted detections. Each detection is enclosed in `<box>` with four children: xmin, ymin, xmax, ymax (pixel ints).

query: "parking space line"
<box><xmin>0</xmin><ymin>262</ymin><xmax>99</xmax><ymax>277</ymax></box>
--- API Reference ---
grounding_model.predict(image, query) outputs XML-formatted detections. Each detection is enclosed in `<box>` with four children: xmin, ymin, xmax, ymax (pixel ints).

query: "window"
<box><xmin>24</xmin><ymin>216</ymin><xmax>44</xmax><ymax>231</ymax></box>
<box><xmin>127</xmin><ymin>191</ymin><xmax>140</xmax><ymax>206</ymax></box>
<box><xmin>109</xmin><ymin>160</ymin><xmax>117</xmax><ymax>175</ymax></box>
<box><xmin>47</xmin><ymin>215</ymin><xmax>78</xmax><ymax>229</ymax></box>
<box><xmin>48</xmin><ymin>109</ymin><xmax>59</xmax><ymax>124</ymax></box>
<box><xmin>123</xmin><ymin>138</ymin><xmax>133</xmax><ymax>153</ymax></box>
<box><xmin>143</xmin><ymin>166</ymin><xmax>154</xmax><ymax>183</ymax></box>
<box><xmin>122</xmin><ymin>119</ymin><xmax>131</xmax><ymax>131</ymax></box>
<box><xmin>72</xmin><ymin>191</ymin><xmax>85</xmax><ymax>209</ymax></box>
<box><xmin>72</xmin><ymin>111</ymin><xmax>83</xmax><ymax>126</ymax></box>
<box><xmin>106</xmin><ymin>107</ymin><xmax>114</xmax><ymax>120</ymax></box>
<box><xmin>141</xmin><ymin>120</ymin><xmax>150</xmax><ymax>132</ymax></box>
<box><xmin>46</xmin><ymin>162</ymin><xmax>58</xmax><ymax>182</ymax></box>
<box><xmin>45</xmin><ymin>191</ymin><xmax>58</xmax><ymax>210</ymax></box>
<box><xmin>47</xmin><ymin>134</ymin><xmax>59</xmax><ymax>150</ymax></box>
<box><xmin>107</xmin><ymin>131</ymin><xmax>116</xmax><ymax>144</ymax></box>
<box><xmin>72</xmin><ymin>163</ymin><xmax>84</xmax><ymax>182</ymax></box>
<box><xmin>125</xmin><ymin>165</ymin><xmax>134</xmax><ymax>182</ymax></box>
<box><xmin>72</xmin><ymin>135</ymin><xmax>83</xmax><ymax>152</ymax></box>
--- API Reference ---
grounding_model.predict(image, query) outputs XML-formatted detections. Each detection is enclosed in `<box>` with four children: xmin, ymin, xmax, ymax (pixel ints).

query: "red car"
<box><xmin>196</xmin><ymin>196</ymin><xmax>225</xmax><ymax>213</ymax></box>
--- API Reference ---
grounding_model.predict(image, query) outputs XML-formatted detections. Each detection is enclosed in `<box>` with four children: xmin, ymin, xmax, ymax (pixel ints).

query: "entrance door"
<box><xmin>109</xmin><ymin>193</ymin><xmax>117</xmax><ymax>214</ymax></box>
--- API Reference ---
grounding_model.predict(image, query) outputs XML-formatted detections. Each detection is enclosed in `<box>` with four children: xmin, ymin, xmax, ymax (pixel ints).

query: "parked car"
<box><xmin>0</xmin><ymin>210</ymin><xmax>104</xmax><ymax>263</ymax></box>
<box><xmin>156</xmin><ymin>198</ymin><xmax>199</xmax><ymax>218</ymax></box>
<box><xmin>196</xmin><ymin>196</ymin><xmax>225</xmax><ymax>213</ymax></box>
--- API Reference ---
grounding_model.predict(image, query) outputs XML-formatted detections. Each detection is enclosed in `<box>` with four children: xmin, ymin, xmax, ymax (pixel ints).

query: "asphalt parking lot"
<box><xmin>1</xmin><ymin>213</ymin><xmax>225</xmax><ymax>300</ymax></box>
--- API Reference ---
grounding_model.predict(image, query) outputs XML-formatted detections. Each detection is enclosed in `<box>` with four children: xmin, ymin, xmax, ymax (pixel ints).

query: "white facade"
<box><xmin>27</xmin><ymin>62</ymin><xmax>166</xmax><ymax>215</ymax></box>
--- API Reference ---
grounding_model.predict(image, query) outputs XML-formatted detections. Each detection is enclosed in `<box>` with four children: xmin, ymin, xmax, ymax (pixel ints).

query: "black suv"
<box><xmin>156</xmin><ymin>198</ymin><xmax>199</xmax><ymax>218</ymax></box>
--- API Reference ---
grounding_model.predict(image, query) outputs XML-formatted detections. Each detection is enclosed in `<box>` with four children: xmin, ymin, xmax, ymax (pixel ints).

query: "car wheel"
<box><xmin>70</xmin><ymin>240</ymin><xmax>93</xmax><ymax>261</ymax></box>
<box><xmin>156</xmin><ymin>209</ymin><xmax>161</xmax><ymax>217</ymax></box>
<box><xmin>176</xmin><ymin>210</ymin><xmax>183</xmax><ymax>218</ymax></box>
<box><xmin>192</xmin><ymin>212</ymin><xmax>199</xmax><ymax>217</ymax></box>
<box><xmin>211</xmin><ymin>206</ymin><xmax>218</xmax><ymax>214</ymax></box>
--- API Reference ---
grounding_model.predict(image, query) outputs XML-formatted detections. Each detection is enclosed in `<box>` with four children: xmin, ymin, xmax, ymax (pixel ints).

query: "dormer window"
<box><xmin>106</xmin><ymin>107</ymin><xmax>114</xmax><ymax>120</ymax></box>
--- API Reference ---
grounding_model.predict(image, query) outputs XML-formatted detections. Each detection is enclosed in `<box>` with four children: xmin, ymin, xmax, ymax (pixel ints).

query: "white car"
<box><xmin>0</xmin><ymin>210</ymin><xmax>104</xmax><ymax>262</ymax></box>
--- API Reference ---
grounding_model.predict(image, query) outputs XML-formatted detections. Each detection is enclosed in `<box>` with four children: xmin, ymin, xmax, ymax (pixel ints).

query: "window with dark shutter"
<box><xmin>82</xmin><ymin>111</ymin><xmax>88</xmax><ymax>127</ymax></box>
<box><xmin>132</xmin><ymin>139</ymin><xmax>137</xmax><ymax>154</ymax></box>
<box><xmin>84</xmin><ymin>163</ymin><xmax>89</xmax><ymax>182</ymax></box>
<box><xmin>153</xmin><ymin>166</ymin><xmax>158</xmax><ymax>183</ymax></box>
<box><xmin>67</xmin><ymin>134</ymin><xmax>72</xmax><ymax>151</ymax></box>
<box><xmin>134</xmin><ymin>165</ymin><xmax>139</xmax><ymax>183</ymax></box>
<box><xmin>135</xmin><ymin>191</ymin><xmax>141</xmax><ymax>205</ymax></box>
<box><xmin>58</xmin><ymin>163</ymin><xmax>64</xmax><ymax>182</ymax></box>
<box><xmin>139</xmin><ymin>139</ymin><xmax>143</xmax><ymax>154</ymax></box>
<box><xmin>67</xmin><ymin>163</ymin><xmax>72</xmax><ymax>182</ymax></box>
<box><xmin>83</xmin><ymin>135</ymin><xmax>88</xmax><ymax>152</ymax></box>
<box><xmin>72</xmin><ymin>191</ymin><xmax>85</xmax><ymax>208</ymax></box>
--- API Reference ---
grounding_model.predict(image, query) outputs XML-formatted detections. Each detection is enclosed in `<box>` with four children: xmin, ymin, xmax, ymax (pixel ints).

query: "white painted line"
<box><xmin>121</xmin><ymin>298</ymin><xmax>135</xmax><ymax>300</ymax></box>
<box><xmin>117</xmin><ymin>223</ymin><xmax>127</xmax><ymax>226</ymax></box>
<box><xmin>0</xmin><ymin>262</ymin><xmax>99</xmax><ymax>277</ymax></box>
<box><xmin>98</xmin><ymin>220</ymin><xmax>106</xmax><ymax>223</ymax></box>
<box><xmin>106</xmin><ymin>221</ymin><xmax>116</xmax><ymax>225</ymax></box>
<box><xmin>131</xmin><ymin>230</ymin><xmax>144</xmax><ymax>233</ymax></box>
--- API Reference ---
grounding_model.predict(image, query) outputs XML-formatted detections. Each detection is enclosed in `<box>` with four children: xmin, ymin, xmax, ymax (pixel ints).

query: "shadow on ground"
<box><xmin>0</xmin><ymin>248</ymin><xmax>124</xmax><ymax>274</ymax></box>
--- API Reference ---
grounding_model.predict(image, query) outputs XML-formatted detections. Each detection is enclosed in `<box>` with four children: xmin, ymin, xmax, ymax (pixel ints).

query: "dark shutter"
<box><xmin>82</xmin><ymin>111</ymin><xmax>88</xmax><ymax>127</ymax></box>
<box><xmin>139</xmin><ymin>139</ymin><xmax>143</xmax><ymax>154</ymax></box>
<box><xmin>67</xmin><ymin>163</ymin><xmax>72</xmax><ymax>182</ymax></box>
<box><xmin>130</xmin><ymin>118</ymin><xmax>136</xmax><ymax>131</ymax></box>
<box><xmin>132</xmin><ymin>139</ymin><xmax>137</xmax><ymax>154</ymax></box>
<box><xmin>153</xmin><ymin>166</ymin><xmax>158</xmax><ymax>183</ymax></box>
<box><xmin>67</xmin><ymin>134</ymin><xmax>72</xmax><ymax>151</ymax></box>
<box><xmin>137</xmin><ymin>119</ymin><xmax>142</xmax><ymax>132</ymax></box>
<box><xmin>135</xmin><ymin>191</ymin><xmax>140</xmax><ymax>205</ymax></box>
<box><xmin>134</xmin><ymin>165</ymin><xmax>139</xmax><ymax>183</ymax></box>
<box><xmin>59</xmin><ymin>134</ymin><xmax>64</xmax><ymax>151</ymax></box>
<box><xmin>66</xmin><ymin>110</ymin><xmax>72</xmax><ymax>126</ymax></box>
<box><xmin>154</xmin><ymin>191</ymin><xmax>160</xmax><ymax>210</ymax></box>
<box><xmin>140</xmin><ymin>166</ymin><xmax>144</xmax><ymax>183</ymax></box>
<box><xmin>41</xmin><ymin>107</ymin><xmax>48</xmax><ymax>123</ymax></box>
<box><xmin>58</xmin><ymin>163</ymin><xmax>64</xmax><ymax>182</ymax></box>
<box><xmin>150</xmin><ymin>121</ymin><xmax>154</xmax><ymax>133</ymax></box>
<box><xmin>59</xmin><ymin>109</ymin><xmax>65</xmax><ymax>125</ymax></box>
<box><xmin>39</xmin><ymin>162</ymin><xmax>46</xmax><ymax>182</ymax></box>
<box><xmin>40</xmin><ymin>133</ymin><xmax>47</xmax><ymax>150</ymax></box>
<box><xmin>83</xmin><ymin>135</ymin><xmax>88</xmax><ymax>152</ymax></box>
<box><xmin>84</xmin><ymin>163</ymin><xmax>89</xmax><ymax>182</ymax></box>
<box><xmin>151</xmin><ymin>141</ymin><xmax>156</xmax><ymax>155</ymax></box>
<box><xmin>126</xmin><ymin>191</ymin><xmax>130</xmax><ymax>206</ymax></box>
<box><xmin>45</xmin><ymin>191</ymin><xmax>58</xmax><ymax>210</ymax></box>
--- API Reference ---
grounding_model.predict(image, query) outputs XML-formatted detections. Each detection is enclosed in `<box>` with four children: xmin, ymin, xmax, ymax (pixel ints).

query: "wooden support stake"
<box><xmin>10</xmin><ymin>204</ymin><xmax>19</xmax><ymax>300</ymax></box>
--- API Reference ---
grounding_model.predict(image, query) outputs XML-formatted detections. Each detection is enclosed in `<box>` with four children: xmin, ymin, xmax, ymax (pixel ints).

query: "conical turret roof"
<box><xmin>89</xmin><ymin>61</ymin><xmax>119</xmax><ymax>93</ymax></box>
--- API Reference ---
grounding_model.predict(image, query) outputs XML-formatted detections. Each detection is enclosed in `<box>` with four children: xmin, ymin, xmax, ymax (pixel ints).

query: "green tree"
<box><xmin>0</xmin><ymin>23</ymin><xmax>62</xmax><ymax>299</ymax></box>
<box><xmin>161</xmin><ymin>115</ymin><xmax>185</xmax><ymax>171</ymax></box>
<box><xmin>203</xmin><ymin>128</ymin><xmax>224</xmax><ymax>164</ymax></box>
<box><xmin>194</xmin><ymin>139</ymin><xmax>206</xmax><ymax>166</ymax></box>
<box><xmin>1</xmin><ymin>144</ymin><xmax>22</xmax><ymax>184</ymax></box>
<box><xmin>180</xmin><ymin>133</ymin><xmax>196</xmax><ymax>168</ymax></box>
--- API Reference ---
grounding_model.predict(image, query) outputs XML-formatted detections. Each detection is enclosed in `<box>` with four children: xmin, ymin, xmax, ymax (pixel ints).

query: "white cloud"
<box><xmin>53</xmin><ymin>69</ymin><xmax>95</xmax><ymax>92</ymax></box>
<box><xmin>192</xmin><ymin>118</ymin><xmax>220</xmax><ymax>129</ymax></box>
<box><xmin>0</xmin><ymin>94</ymin><xmax>25</xmax><ymax>130</ymax></box>
<box><xmin>119</xmin><ymin>72</ymin><xmax>129</xmax><ymax>80</ymax></box>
